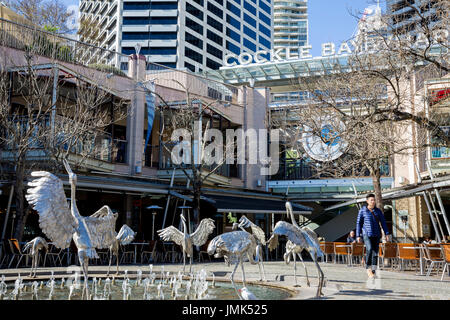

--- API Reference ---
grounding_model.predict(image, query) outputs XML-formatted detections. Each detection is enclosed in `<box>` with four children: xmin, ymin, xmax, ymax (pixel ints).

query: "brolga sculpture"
<box><xmin>233</xmin><ymin>215</ymin><xmax>267</xmax><ymax>281</ymax></box>
<box><xmin>25</xmin><ymin>159</ymin><xmax>118</xmax><ymax>299</ymax></box>
<box><xmin>157</xmin><ymin>214</ymin><xmax>215</xmax><ymax>273</ymax></box>
<box><xmin>207</xmin><ymin>229</ymin><xmax>260</xmax><ymax>300</ymax></box>
<box><xmin>107</xmin><ymin>224</ymin><xmax>136</xmax><ymax>276</ymax></box>
<box><xmin>23</xmin><ymin>237</ymin><xmax>48</xmax><ymax>278</ymax></box>
<box><xmin>268</xmin><ymin>201</ymin><xmax>325</xmax><ymax>297</ymax></box>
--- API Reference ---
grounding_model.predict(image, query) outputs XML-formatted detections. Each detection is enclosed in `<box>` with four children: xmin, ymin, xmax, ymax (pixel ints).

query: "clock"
<box><xmin>301</xmin><ymin>120</ymin><xmax>347</xmax><ymax>162</ymax></box>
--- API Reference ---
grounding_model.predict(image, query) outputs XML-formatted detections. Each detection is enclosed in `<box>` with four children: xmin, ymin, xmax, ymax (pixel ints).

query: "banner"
<box><xmin>143</xmin><ymin>81</ymin><xmax>155</xmax><ymax>154</ymax></box>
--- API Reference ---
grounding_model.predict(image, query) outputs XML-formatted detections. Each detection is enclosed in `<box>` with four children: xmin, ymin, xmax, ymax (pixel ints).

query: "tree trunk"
<box><xmin>13</xmin><ymin>161</ymin><xmax>26</xmax><ymax>241</ymax></box>
<box><xmin>371</xmin><ymin>168</ymin><xmax>384</xmax><ymax>212</ymax></box>
<box><xmin>192</xmin><ymin>179</ymin><xmax>201</xmax><ymax>226</ymax></box>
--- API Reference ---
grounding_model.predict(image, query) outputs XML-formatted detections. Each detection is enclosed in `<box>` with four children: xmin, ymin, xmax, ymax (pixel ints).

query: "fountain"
<box><xmin>0</xmin><ymin>268</ymin><xmax>292</xmax><ymax>300</ymax></box>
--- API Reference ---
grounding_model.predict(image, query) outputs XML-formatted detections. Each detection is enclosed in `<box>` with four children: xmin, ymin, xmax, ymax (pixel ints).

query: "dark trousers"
<box><xmin>363</xmin><ymin>234</ymin><xmax>380</xmax><ymax>270</ymax></box>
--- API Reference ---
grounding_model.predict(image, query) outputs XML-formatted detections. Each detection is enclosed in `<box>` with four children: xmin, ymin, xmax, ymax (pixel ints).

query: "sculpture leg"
<box><xmin>29</xmin><ymin>254</ymin><xmax>36</xmax><ymax>277</ymax></box>
<box><xmin>79</xmin><ymin>254</ymin><xmax>90</xmax><ymax>300</ymax></box>
<box><xmin>311</xmin><ymin>251</ymin><xmax>324</xmax><ymax>297</ymax></box>
<box><xmin>115</xmin><ymin>250</ymin><xmax>120</xmax><ymax>275</ymax></box>
<box><xmin>189</xmin><ymin>255</ymin><xmax>193</xmax><ymax>274</ymax></box>
<box><xmin>183</xmin><ymin>252</ymin><xmax>186</xmax><ymax>274</ymax></box>
<box><xmin>107</xmin><ymin>250</ymin><xmax>112</xmax><ymax>277</ymax></box>
<box><xmin>230</xmin><ymin>258</ymin><xmax>241</xmax><ymax>298</ymax></box>
<box><xmin>297</xmin><ymin>252</ymin><xmax>310</xmax><ymax>287</ymax></box>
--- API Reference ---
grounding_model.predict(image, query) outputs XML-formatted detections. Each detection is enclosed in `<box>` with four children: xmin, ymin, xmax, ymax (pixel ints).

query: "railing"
<box><xmin>0</xmin><ymin>17</ymin><xmax>128</xmax><ymax>76</ymax></box>
<box><xmin>431</xmin><ymin>126</ymin><xmax>450</xmax><ymax>159</ymax></box>
<box><xmin>270</xmin><ymin>158</ymin><xmax>390</xmax><ymax>181</ymax></box>
<box><xmin>1</xmin><ymin>114</ymin><xmax>122</xmax><ymax>164</ymax></box>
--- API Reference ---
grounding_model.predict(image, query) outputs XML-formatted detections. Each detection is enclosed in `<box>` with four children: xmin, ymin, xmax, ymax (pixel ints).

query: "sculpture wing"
<box><xmin>301</xmin><ymin>226</ymin><xmax>324</xmax><ymax>257</ymax></box>
<box><xmin>270</xmin><ymin>221</ymin><xmax>307</xmax><ymax>248</ymax></box>
<box><xmin>190</xmin><ymin>218</ymin><xmax>215</xmax><ymax>246</ymax></box>
<box><xmin>157</xmin><ymin>226</ymin><xmax>184</xmax><ymax>246</ymax></box>
<box><xmin>83</xmin><ymin>205</ymin><xmax>118</xmax><ymax>249</ymax></box>
<box><xmin>116</xmin><ymin>224</ymin><xmax>136</xmax><ymax>245</ymax></box>
<box><xmin>238</xmin><ymin>215</ymin><xmax>266</xmax><ymax>245</ymax></box>
<box><xmin>25</xmin><ymin>171</ymin><xmax>76</xmax><ymax>249</ymax></box>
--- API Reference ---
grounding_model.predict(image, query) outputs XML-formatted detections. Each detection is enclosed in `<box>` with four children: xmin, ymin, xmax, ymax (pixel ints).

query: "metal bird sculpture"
<box><xmin>107</xmin><ymin>224</ymin><xmax>136</xmax><ymax>276</ymax></box>
<box><xmin>23</xmin><ymin>237</ymin><xmax>48</xmax><ymax>278</ymax></box>
<box><xmin>207</xmin><ymin>229</ymin><xmax>260</xmax><ymax>300</ymax></box>
<box><xmin>25</xmin><ymin>159</ymin><xmax>118</xmax><ymax>299</ymax></box>
<box><xmin>268</xmin><ymin>201</ymin><xmax>325</xmax><ymax>297</ymax></box>
<box><xmin>233</xmin><ymin>215</ymin><xmax>267</xmax><ymax>281</ymax></box>
<box><xmin>157</xmin><ymin>214</ymin><xmax>215</xmax><ymax>273</ymax></box>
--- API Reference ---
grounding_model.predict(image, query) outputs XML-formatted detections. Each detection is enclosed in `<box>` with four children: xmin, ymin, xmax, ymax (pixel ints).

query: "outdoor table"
<box><xmin>130</xmin><ymin>242</ymin><xmax>148</xmax><ymax>264</ymax></box>
<box><xmin>335</xmin><ymin>244</ymin><xmax>352</xmax><ymax>265</ymax></box>
<box><xmin>402</xmin><ymin>246</ymin><xmax>441</xmax><ymax>275</ymax></box>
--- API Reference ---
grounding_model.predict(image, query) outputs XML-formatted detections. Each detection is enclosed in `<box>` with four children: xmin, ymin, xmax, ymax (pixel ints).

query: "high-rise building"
<box><xmin>273</xmin><ymin>0</ymin><xmax>307</xmax><ymax>58</ymax></box>
<box><xmin>78</xmin><ymin>0</ymin><xmax>273</xmax><ymax>72</ymax></box>
<box><xmin>388</xmin><ymin>0</ymin><xmax>443</xmax><ymax>35</ymax></box>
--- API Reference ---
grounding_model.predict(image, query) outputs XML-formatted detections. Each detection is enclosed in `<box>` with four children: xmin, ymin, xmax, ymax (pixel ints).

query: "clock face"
<box><xmin>301</xmin><ymin>121</ymin><xmax>347</xmax><ymax>162</ymax></box>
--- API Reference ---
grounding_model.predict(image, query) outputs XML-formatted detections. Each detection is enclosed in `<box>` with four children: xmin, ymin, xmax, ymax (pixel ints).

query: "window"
<box><xmin>123</xmin><ymin>2</ymin><xmax>178</xmax><ymax>10</ymax></box>
<box><xmin>207</xmin><ymin>2</ymin><xmax>223</xmax><ymax>19</ymax></box>
<box><xmin>122</xmin><ymin>32</ymin><xmax>177</xmax><ymax>40</ymax></box>
<box><xmin>259</xmin><ymin>0</ymin><xmax>271</xmax><ymax>15</ymax></box>
<box><xmin>193</xmin><ymin>0</ymin><xmax>204</xmax><ymax>6</ymax></box>
<box><xmin>185</xmin><ymin>61</ymin><xmax>196</xmax><ymax>72</ymax></box>
<box><xmin>258</xmin><ymin>23</ymin><xmax>270</xmax><ymax>38</ymax></box>
<box><xmin>207</xmin><ymin>15</ymin><xmax>222</xmax><ymax>32</ymax></box>
<box><xmin>122</xmin><ymin>47</ymin><xmax>177</xmax><ymax>55</ymax></box>
<box><xmin>186</xmin><ymin>3</ymin><xmax>203</xmax><ymax>20</ymax></box>
<box><xmin>259</xmin><ymin>35</ymin><xmax>270</xmax><ymax>49</ymax></box>
<box><xmin>226</xmin><ymin>14</ymin><xmax>240</xmax><ymax>30</ymax></box>
<box><xmin>243</xmin><ymin>25</ymin><xmax>256</xmax><ymax>40</ymax></box>
<box><xmin>258</xmin><ymin>11</ymin><xmax>270</xmax><ymax>26</ymax></box>
<box><xmin>185</xmin><ymin>47</ymin><xmax>203</xmax><ymax>63</ymax></box>
<box><xmin>213</xmin><ymin>0</ymin><xmax>223</xmax><ymax>5</ymax></box>
<box><xmin>243</xmin><ymin>0</ymin><xmax>256</xmax><ymax>15</ymax></box>
<box><xmin>207</xmin><ymin>43</ymin><xmax>222</xmax><ymax>59</ymax></box>
<box><xmin>226</xmin><ymin>40</ymin><xmax>240</xmax><ymax>55</ymax></box>
<box><xmin>185</xmin><ymin>32</ymin><xmax>203</xmax><ymax>49</ymax></box>
<box><xmin>243</xmin><ymin>38</ymin><xmax>256</xmax><ymax>51</ymax></box>
<box><xmin>206</xmin><ymin>58</ymin><xmax>221</xmax><ymax>70</ymax></box>
<box><xmin>226</xmin><ymin>27</ymin><xmax>240</xmax><ymax>43</ymax></box>
<box><xmin>207</xmin><ymin>29</ymin><xmax>223</xmax><ymax>45</ymax></box>
<box><xmin>243</xmin><ymin>13</ymin><xmax>256</xmax><ymax>28</ymax></box>
<box><xmin>160</xmin><ymin>62</ymin><xmax>177</xmax><ymax>69</ymax></box>
<box><xmin>186</xmin><ymin>16</ymin><xmax>203</xmax><ymax>35</ymax></box>
<box><xmin>226</xmin><ymin>1</ymin><xmax>240</xmax><ymax>17</ymax></box>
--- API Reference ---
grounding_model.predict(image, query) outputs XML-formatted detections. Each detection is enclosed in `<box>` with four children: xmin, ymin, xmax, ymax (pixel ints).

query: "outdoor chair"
<box><xmin>8</xmin><ymin>239</ymin><xmax>32</xmax><ymax>268</ymax></box>
<box><xmin>349</xmin><ymin>242</ymin><xmax>364</xmax><ymax>266</ymax></box>
<box><xmin>43</xmin><ymin>243</ymin><xmax>63</xmax><ymax>267</ymax></box>
<box><xmin>119</xmin><ymin>244</ymin><xmax>135</xmax><ymax>264</ymax></box>
<box><xmin>378</xmin><ymin>243</ymin><xmax>398</xmax><ymax>270</ymax></box>
<box><xmin>440</xmin><ymin>244</ymin><xmax>450</xmax><ymax>281</ymax></box>
<box><xmin>197</xmin><ymin>241</ymin><xmax>211</xmax><ymax>262</ymax></box>
<box><xmin>163</xmin><ymin>242</ymin><xmax>180</xmax><ymax>263</ymax></box>
<box><xmin>0</xmin><ymin>239</ymin><xmax>12</xmax><ymax>268</ymax></box>
<box><xmin>397</xmin><ymin>243</ymin><xmax>420</xmax><ymax>271</ymax></box>
<box><xmin>333</xmin><ymin>242</ymin><xmax>350</xmax><ymax>264</ymax></box>
<box><xmin>141</xmin><ymin>240</ymin><xmax>162</xmax><ymax>264</ymax></box>
<box><xmin>95</xmin><ymin>248</ymin><xmax>110</xmax><ymax>265</ymax></box>
<box><xmin>421</xmin><ymin>243</ymin><xmax>444</xmax><ymax>277</ymax></box>
<box><xmin>320</xmin><ymin>242</ymin><xmax>335</xmax><ymax>263</ymax></box>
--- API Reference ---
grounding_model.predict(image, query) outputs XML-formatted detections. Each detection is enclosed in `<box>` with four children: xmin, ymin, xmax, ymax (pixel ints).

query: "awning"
<box><xmin>205</xmin><ymin>194</ymin><xmax>312</xmax><ymax>215</ymax></box>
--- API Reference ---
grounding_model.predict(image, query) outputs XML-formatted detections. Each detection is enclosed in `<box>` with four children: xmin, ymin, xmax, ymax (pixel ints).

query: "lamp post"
<box><xmin>147</xmin><ymin>205</ymin><xmax>162</xmax><ymax>240</ymax></box>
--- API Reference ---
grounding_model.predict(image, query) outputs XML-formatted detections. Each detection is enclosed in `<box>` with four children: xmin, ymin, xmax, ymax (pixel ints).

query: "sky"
<box><xmin>62</xmin><ymin>0</ymin><xmax>383</xmax><ymax>57</ymax></box>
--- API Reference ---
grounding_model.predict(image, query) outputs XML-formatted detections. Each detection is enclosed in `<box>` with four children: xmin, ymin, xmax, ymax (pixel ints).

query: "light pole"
<box><xmin>147</xmin><ymin>205</ymin><xmax>162</xmax><ymax>240</ymax></box>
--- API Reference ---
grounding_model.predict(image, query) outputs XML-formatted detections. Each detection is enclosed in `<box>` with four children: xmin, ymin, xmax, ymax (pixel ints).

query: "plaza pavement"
<box><xmin>0</xmin><ymin>259</ymin><xmax>449</xmax><ymax>300</ymax></box>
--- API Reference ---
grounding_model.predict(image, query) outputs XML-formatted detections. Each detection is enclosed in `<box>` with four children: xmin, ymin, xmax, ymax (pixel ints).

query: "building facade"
<box><xmin>78</xmin><ymin>0</ymin><xmax>274</xmax><ymax>72</ymax></box>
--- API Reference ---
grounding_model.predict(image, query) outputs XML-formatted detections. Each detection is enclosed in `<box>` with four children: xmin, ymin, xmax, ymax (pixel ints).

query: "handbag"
<box><xmin>368</xmin><ymin>208</ymin><xmax>386</xmax><ymax>239</ymax></box>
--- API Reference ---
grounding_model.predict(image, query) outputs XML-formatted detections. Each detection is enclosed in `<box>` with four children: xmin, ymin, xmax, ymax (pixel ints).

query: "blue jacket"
<box><xmin>356</xmin><ymin>206</ymin><xmax>390</xmax><ymax>238</ymax></box>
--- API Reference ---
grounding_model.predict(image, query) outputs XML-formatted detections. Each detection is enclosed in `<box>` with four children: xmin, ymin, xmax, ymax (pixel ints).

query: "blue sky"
<box><xmin>62</xmin><ymin>0</ymin><xmax>381</xmax><ymax>57</ymax></box>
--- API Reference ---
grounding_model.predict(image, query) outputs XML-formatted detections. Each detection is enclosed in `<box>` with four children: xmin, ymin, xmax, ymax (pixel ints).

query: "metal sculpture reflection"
<box><xmin>25</xmin><ymin>159</ymin><xmax>118</xmax><ymax>299</ymax></box>
<box><xmin>268</xmin><ymin>201</ymin><xmax>325</xmax><ymax>297</ymax></box>
<box><xmin>23</xmin><ymin>237</ymin><xmax>48</xmax><ymax>278</ymax></box>
<box><xmin>107</xmin><ymin>224</ymin><xmax>137</xmax><ymax>276</ymax></box>
<box><xmin>233</xmin><ymin>215</ymin><xmax>267</xmax><ymax>281</ymax></box>
<box><xmin>157</xmin><ymin>214</ymin><xmax>215</xmax><ymax>273</ymax></box>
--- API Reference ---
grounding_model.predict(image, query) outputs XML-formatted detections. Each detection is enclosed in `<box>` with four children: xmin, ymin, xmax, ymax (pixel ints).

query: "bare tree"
<box><xmin>0</xmin><ymin>50</ymin><xmax>128</xmax><ymax>241</ymax></box>
<box><xmin>5</xmin><ymin>0</ymin><xmax>73</xmax><ymax>33</ymax></box>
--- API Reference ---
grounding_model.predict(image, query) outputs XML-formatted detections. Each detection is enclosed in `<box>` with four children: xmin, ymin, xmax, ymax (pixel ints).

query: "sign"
<box><xmin>222</xmin><ymin>30</ymin><xmax>449</xmax><ymax>67</ymax></box>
